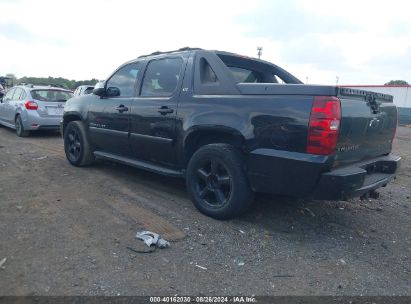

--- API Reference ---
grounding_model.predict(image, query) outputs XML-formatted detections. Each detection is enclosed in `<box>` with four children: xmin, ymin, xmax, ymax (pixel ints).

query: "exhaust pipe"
<box><xmin>369</xmin><ymin>190</ymin><xmax>380</xmax><ymax>199</ymax></box>
<box><xmin>360</xmin><ymin>190</ymin><xmax>380</xmax><ymax>200</ymax></box>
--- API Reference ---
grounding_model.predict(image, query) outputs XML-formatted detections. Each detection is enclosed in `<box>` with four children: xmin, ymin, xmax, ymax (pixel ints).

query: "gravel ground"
<box><xmin>0</xmin><ymin>126</ymin><xmax>410</xmax><ymax>296</ymax></box>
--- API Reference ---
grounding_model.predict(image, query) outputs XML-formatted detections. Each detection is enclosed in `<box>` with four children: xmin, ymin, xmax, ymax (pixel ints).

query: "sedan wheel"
<box><xmin>15</xmin><ymin>116</ymin><xmax>29</xmax><ymax>137</ymax></box>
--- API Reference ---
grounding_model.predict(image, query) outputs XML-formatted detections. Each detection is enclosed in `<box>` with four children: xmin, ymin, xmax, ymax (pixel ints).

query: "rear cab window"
<box><xmin>227</xmin><ymin>66</ymin><xmax>262</xmax><ymax>83</ymax></box>
<box><xmin>216</xmin><ymin>53</ymin><xmax>301</xmax><ymax>84</ymax></box>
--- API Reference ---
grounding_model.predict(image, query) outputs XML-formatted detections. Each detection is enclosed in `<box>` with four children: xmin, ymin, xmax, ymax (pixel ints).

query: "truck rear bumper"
<box><xmin>247</xmin><ymin>149</ymin><xmax>333</xmax><ymax>197</ymax></box>
<box><xmin>312</xmin><ymin>154</ymin><xmax>401</xmax><ymax>200</ymax></box>
<box><xmin>247</xmin><ymin>149</ymin><xmax>401</xmax><ymax>200</ymax></box>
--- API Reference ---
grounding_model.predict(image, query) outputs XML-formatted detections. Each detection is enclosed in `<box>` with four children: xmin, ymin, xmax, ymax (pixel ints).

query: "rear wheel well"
<box><xmin>184</xmin><ymin>130</ymin><xmax>246</xmax><ymax>166</ymax></box>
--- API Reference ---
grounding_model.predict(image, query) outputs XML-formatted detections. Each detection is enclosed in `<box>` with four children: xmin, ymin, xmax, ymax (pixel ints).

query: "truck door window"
<box><xmin>140</xmin><ymin>58</ymin><xmax>183</xmax><ymax>97</ymax></box>
<box><xmin>106</xmin><ymin>62</ymin><xmax>141</xmax><ymax>97</ymax></box>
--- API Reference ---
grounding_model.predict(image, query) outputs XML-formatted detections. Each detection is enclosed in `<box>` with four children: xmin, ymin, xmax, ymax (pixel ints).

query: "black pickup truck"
<box><xmin>62</xmin><ymin>48</ymin><xmax>400</xmax><ymax>219</ymax></box>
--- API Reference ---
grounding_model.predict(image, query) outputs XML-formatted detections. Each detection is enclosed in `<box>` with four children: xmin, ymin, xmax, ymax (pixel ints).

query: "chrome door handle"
<box><xmin>158</xmin><ymin>106</ymin><xmax>174</xmax><ymax>115</ymax></box>
<box><xmin>115</xmin><ymin>105</ymin><xmax>128</xmax><ymax>113</ymax></box>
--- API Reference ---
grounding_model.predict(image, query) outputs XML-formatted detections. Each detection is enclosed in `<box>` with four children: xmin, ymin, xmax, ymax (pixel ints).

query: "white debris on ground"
<box><xmin>136</xmin><ymin>231</ymin><xmax>170</xmax><ymax>248</ymax></box>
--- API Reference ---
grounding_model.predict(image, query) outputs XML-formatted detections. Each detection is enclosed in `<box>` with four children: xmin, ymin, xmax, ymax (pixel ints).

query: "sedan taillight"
<box><xmin>24</xmin><ymin>101</ymin><xmax>38</xmax><ymax>110</ymax></box>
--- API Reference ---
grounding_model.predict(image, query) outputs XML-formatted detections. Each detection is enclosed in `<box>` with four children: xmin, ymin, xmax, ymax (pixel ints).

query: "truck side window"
<box><xmin>140</xmin><ymin>58</ymin><xmax>182</xmax><ymax>97</ymax></box>
<box><xmin>106</xmin><ymin>62</ymin><xmax>141</xmax><ymax>97</ymax></box>
<box><xmin>200</xmin><ymin>58</ymin><xmax>219</xmax><ymax>83</ymax></box>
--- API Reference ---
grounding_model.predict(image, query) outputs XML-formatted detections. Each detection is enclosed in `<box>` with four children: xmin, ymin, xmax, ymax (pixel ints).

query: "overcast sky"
<box><xmin>1</xmin><ymin>0</ymin><xmax>410</xmax><ymax>85</ymax></box>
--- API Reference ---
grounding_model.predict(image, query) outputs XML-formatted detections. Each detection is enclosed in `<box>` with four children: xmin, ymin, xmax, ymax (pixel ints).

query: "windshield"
<box><xmin>31</xmin><ymin>89</ymin><xmax>73</xmax><ymax>101</ymax></box>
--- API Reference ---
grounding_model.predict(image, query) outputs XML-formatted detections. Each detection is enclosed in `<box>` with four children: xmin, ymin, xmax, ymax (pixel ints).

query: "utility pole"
<box><xmin>336</xmin><ymin>76</ymin><xmax>339</xmax><ymax>86</ymax></box>
<box><xmin>306</xmin><ymin>76</ymin><xmax>309</xmax><ymax>84</ymax></box>
<box><xmin>257</xmin><ymin>46</ymin><xmax>263</xmax><ymax>59</ymax></box>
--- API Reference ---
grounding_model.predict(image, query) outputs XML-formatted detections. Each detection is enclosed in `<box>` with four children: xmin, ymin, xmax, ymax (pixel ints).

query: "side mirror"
<box><xmin>106</xmin><ymin>87</ymin><xmax>120</xmax><ymax>97</ymax></box>
<box><xmin>93</xmin><ymin>87</ymin><xmax>106</xmax><ymax>97</ymax></box>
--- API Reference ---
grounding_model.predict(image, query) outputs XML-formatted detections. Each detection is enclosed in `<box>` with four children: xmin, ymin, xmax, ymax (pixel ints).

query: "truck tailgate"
<box><xmin>335</xmin><ymin>88</ymin><xmax>397</xmax><ymax>167</ymax></box>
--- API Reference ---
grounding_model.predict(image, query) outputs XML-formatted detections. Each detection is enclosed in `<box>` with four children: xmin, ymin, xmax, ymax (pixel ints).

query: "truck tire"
<box><xmin>186</xmin><ymin>143</ymin><xmax>254</xmax><ymax>219</ymax></box>
<box><xmin>64</xmin><ymin>121</ymin><xmax>95</xmax><ymax>166</ymax></box>
<box><xmin>15</xmin><ymin>115</ymin><xmax>30</xmax><ymax>137</ymax></box>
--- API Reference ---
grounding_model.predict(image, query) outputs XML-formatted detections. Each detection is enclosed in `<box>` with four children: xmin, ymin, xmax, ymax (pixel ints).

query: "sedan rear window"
<box><xmin>31</xmin><ymin>90</ymin><xmax>73</xmax><ymax>101</ymax></box>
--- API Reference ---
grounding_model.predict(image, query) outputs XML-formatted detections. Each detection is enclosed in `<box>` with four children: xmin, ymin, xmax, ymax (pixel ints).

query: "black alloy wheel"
<box><xmin>63</xmin><ymin>121</ymin><xmax>94</xmax><ymax>166</ymax></box>
<box><xmin>66</xmin><ymin>128</ymin><xmax>82</xmax><ymax>163</ymax></box>
<box><xmin>195</xmin><ymin>159</ymin><xmax>232</xmax><ymax>208</ymax></box>
<box><xmin>186</xmin><ymin>143</ymin><xmax>254</xmax><ymax>219</ymax></box>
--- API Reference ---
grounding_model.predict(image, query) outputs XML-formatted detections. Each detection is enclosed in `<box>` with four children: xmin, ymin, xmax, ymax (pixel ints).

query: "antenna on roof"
<box><xmin>257</xmin><ymin>46</ymin><xmax>263</xmax><ymax>59</ymax></box>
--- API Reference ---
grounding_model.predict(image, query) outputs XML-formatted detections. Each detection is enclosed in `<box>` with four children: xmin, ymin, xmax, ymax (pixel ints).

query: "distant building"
<box><xmin>340</xmin><ymin>85</ymin><xmax>411</xmax><ymax>125</ymax></box>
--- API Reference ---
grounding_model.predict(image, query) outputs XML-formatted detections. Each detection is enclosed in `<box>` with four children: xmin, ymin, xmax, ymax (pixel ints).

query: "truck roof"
<box><xmin>137</xmin><ymin>47</ymin><xmax>263</xmax><ymax>62</ymax></box>
<box><xmin>137</xmin><ymin>47</ymin><xmax>203</xmax><ymax>58</ymax></box>
<box><xmin>118</xmin><ymin>47</ymin><xmax>301</xmax><ymax>86</ymax></box>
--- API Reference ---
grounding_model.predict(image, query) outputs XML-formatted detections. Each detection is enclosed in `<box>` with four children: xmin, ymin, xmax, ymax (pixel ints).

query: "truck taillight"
<box><xmin>392</xmin><ymin>108</ymin><xmax>398</xmax><ymax>142</ymax></box>
<box><xmin>25</xmin><ymin>101</ymin><xmax>38</xmax><ymax>110</ymax></box>
<box><xmin>307</xmin><ymin>96</ymin><xmax>341</xmax><ymax>155</ymax></box>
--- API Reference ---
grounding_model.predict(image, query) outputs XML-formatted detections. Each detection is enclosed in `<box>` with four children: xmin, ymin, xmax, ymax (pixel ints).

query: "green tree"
<box><xmin>384</xmin><ymin>80</ymin><xmax>409</xmax><ymax>85</ymax></box>
<box><xmin>5</xmin><ymin>73</ymin><xmax>17</xmax><ymax>86</ymax></box>
<box><xmin>16</xmin><ymin>76</ymin><xmax>99</xmax><ymax>90</ymax></box>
